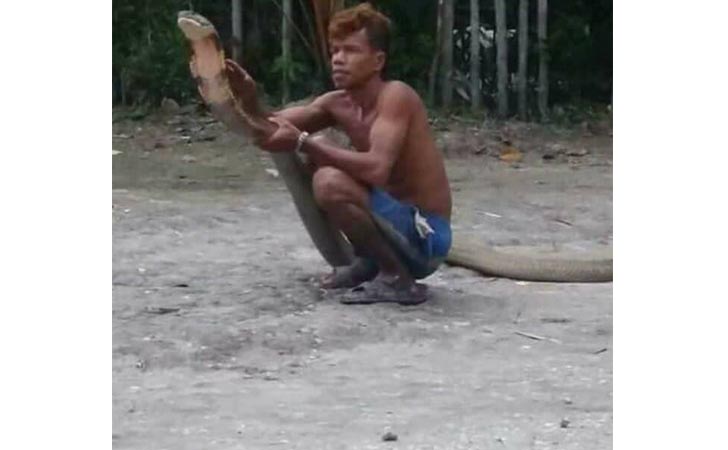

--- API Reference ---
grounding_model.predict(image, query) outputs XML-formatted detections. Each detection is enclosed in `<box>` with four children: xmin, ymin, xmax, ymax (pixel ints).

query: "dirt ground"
<box><xmin>112</xmin><ymin>107</ymin><xmax>612</xmax><ymax>449</ymax></box>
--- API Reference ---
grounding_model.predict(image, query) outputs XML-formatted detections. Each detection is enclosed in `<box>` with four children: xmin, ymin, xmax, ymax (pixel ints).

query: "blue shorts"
<box><xmin>367</xmin><ymin>188</ymin><xmax>452</xmax><ymax>279</ymax></box>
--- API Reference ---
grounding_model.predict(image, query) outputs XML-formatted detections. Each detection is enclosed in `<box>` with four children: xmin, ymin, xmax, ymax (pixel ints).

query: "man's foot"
<box><xmin>319</xmin><ymin>258</ymin><xmax>379</xmax><ymax>289</ymax></box>
<box><xmin>339</xmin><ymin>274</ymin><xmax>428</xmax><ymax>305</ymax></box>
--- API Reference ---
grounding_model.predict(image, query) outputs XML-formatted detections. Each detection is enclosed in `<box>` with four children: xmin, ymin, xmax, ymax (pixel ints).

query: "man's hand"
<box><xmin>257</xmin><ymin>116</ymin><xmax>302</xmax><ymax>152</ymax></box>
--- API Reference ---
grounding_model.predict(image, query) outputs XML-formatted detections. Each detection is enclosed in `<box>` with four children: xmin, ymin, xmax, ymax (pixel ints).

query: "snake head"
<box><xmin>177</xmin><ymin>11</ymin><xmax>217</xmax><ymax>41</ymax></box>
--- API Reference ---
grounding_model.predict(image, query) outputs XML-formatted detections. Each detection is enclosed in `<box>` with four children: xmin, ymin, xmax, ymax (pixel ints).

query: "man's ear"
<box><xmin>374</xmin><ymin>51</ymin><xmax>386</xmax><ymax>72</ymax></box>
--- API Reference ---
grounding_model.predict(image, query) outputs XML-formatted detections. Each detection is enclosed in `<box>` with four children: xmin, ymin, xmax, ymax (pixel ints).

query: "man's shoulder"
<box><xmin>382</xmin><ymin>81</ymin><xmax>418</xmax><ymax>99</ymax></box>
<box><xmin>312</xmin><ymin>90</ymin><xmax>347</xmax><ymax>108</ymax></box>
<box><xmin>379</xmin><ymin>81</ymin><xmax>423</xmax><ymax>112</ymax></box>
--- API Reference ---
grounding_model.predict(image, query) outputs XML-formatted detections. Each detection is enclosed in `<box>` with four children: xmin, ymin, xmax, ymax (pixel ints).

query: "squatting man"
<box><xmin>226</xmin><ymin>3</ymin><xmax>452</xmax><ymax>305</ymax></box>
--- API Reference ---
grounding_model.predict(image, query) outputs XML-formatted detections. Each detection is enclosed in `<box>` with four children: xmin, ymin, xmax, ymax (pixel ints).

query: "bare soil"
<box><xmin>112</xmin><ymin>108</ymin><xmax>612</xmax><ymax>449</ymax></box>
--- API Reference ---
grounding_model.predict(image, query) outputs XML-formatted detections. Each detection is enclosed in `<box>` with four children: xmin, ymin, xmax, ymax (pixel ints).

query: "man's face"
<box><xmin>329</xmin><ymin>28</ymin><xmax>385</xmax><ymax>89</ymax></box>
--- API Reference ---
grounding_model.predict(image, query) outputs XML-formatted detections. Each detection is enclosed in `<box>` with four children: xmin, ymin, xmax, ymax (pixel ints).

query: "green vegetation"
<box><xmin>112</xmin><ymin>0</ymin><xmax>612</xmax><ymax>121</ymax></box>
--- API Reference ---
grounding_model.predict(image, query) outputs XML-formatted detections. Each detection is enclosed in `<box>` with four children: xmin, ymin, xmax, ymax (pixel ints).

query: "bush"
<box><xmin>113</xmin><ymin>0</ymin><xmax>197</xmax><ymax>106</ymax></box>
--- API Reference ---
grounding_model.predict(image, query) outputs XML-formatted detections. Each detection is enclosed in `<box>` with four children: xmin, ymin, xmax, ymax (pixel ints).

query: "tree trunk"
<box><xmin>249</xmin><ymin>0</ymin><xmax>261</xmax><ymax>54</ymax></box>
<box><xmin>469</xmin><ymin>0</ymin><xmax>481</xmax><ymax>111</ymax></box>
<box><xmin>297</xmin><ymin>0</ymin><xmax>324</xmax><ymax>82</ymax></box>
<box><xmin>517</xmin><ymin>0</ymin><xmax>529</xmax><ymax>120</ymax></box>
<box><xmin>311</xmin><ymin>0</ymin><xmax>345</xmax><ymax>69</ymax></box>
<box><xmin>537</xmin><ymin>0</ymin><xmax>549</xmax><ymax>121</ymax></box>
<box><xmin>494</xmin><ymin>0</ymin><xmax>508</xmax><ymax>118</ymax></box>
<box><xmin>281</xmin><ymin>0</ymin><xmax>292</xmax><ymax>104</ymax></box>
<box><xmin>231</xmin><ymin>0</ymin><xmax>243</xmax><ymax>64</ymax></box>
<box><xmin>441</xmin><ymin>0</ymin><xmax>454</xmax><ymax>109</ymax></box>
<box><xmin>427</xmin><ymin>0</ymin><xmax>444</xmax><ymax>106</ymax></box>
<box><xmin>311</xmin><ymin>0</ymin><xmax>329</xmax><ymax>69</ymax></box>
<box><xmin>311</xmin><ymin>0</ymin><xmax>345</xmax><ymax>89</ymax></box>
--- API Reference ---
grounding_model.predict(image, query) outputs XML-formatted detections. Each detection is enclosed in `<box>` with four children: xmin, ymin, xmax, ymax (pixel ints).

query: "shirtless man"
<box><xmin>226</xmin><ymin>3</ymin><xmax>451</xmax><ymax>304</ymax></box>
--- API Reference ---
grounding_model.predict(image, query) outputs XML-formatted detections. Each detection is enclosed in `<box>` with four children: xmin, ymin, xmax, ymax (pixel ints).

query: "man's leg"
<box><xmin>312</xmin><ymin>167</ymin><xmax>415</xmax><ymax>288</ymax></box>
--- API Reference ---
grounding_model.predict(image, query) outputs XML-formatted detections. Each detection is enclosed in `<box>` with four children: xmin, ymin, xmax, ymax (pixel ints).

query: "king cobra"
<box><xmin>177</xmin><ymin>11</ymin><xmax>612</xmax><ymax>283</ymax></box>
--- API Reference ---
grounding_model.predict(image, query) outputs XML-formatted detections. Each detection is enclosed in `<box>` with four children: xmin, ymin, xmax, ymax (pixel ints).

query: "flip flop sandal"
<box><xmin>339</xmin><ymin>278</ymin><xmax>428</xmax><ymax>305</ymax></box>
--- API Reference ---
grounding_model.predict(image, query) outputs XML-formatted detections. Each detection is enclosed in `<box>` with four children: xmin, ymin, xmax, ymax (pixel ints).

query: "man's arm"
<box><xmin>272</xmin><ymin>93</ymin><xmax>336</xmax><ymax>133</ymax></box>
<box><xmin>300</xmin><ymin>84</ymin><xmax>413</xmax><ymax>187</ymax></box>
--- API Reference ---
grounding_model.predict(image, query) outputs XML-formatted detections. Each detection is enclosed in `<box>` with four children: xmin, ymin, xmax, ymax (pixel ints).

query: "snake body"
<box><xmin>178</xmin><ymin>11</ymin><xmax>354</xmax><ymax>268</ymax></box>
<box><xmin>177</xmin><ymin>11</ymin><xmax>612</xmax><ymax>282</ymax></box>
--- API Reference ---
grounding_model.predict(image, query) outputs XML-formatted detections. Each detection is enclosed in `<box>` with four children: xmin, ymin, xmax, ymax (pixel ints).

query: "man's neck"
<box><xmin>346</xmin><ymin>76</ymin><xmax>385</xmax><ymax>115</ymax></box>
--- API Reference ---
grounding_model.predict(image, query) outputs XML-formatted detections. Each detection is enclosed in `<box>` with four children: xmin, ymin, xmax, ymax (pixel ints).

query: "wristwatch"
<box><xmin>294</xmin><ymin>131</ymin><xmax>310</xmax><ymax>154</ymax></box>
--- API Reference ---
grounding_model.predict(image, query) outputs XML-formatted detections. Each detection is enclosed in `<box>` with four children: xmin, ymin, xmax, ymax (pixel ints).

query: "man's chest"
<box><xmin>329</xmin><ymin>102</ymin><xmax>377</xmax><ymax>152</ymax></box>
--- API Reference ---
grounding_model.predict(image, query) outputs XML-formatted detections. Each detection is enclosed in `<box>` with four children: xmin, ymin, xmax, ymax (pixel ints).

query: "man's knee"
<box><xmin>312</xmin><ymin>167</ymin><xmax>365</xmax><ymax>209</ymax></box>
